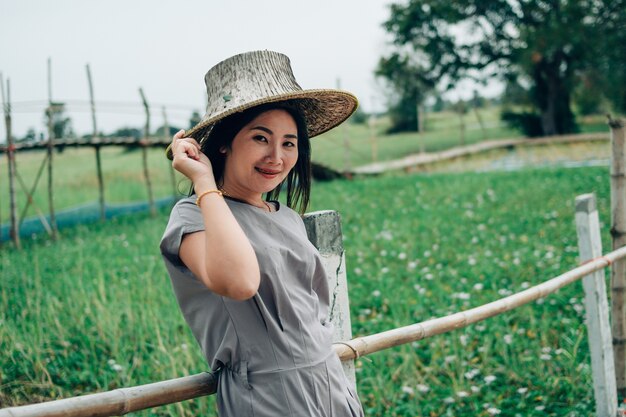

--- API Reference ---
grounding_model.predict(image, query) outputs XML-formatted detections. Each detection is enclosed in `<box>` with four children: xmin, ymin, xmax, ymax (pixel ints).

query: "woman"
<box><xmin>160</xmin><ymin>50</ymin><xmax>363</xmax><ymax>416</ymax></box>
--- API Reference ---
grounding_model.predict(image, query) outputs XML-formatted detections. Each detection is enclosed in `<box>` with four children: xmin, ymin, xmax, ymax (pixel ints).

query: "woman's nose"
<box><xmin>264</xmin><ymin>145</ymin><xmax>281</xmax><ymax>163</ymax></box>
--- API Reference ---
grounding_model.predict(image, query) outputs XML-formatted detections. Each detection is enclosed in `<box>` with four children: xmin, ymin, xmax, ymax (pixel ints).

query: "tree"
<box><xmin>189</xmin><ymin>110</ymin><xmax>202</xmax><ymax>130</ymax></box>
<box><xmin>44</xmin><ymin>102</ymin><xmax>73</xmax><ymax>139</ymax></box>
<box><xmin>17</xmin><ymin>128</ymin><xmax>37</xmax><ymax>143</ymax></box>
<box><xmin>379</xmin><ymin>0</ymin><xmax>626</xmax><ymax>136</ymax></box>
<box><xmin>376</xmin><ymin>52</ymin><xmax>435</xmax><ymax>133</ymax></box>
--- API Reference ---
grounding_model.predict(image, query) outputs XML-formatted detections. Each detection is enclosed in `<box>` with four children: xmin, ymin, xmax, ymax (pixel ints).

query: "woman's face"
<box><xmin>222</xmin><ymin>109</ymin><xmax>299</xmax><ymax>196</ymax></box>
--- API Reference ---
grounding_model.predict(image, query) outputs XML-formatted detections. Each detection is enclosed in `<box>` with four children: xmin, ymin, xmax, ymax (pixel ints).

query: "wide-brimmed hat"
<box><xmin>166</xmin><ymin>50</ymin><xmax>358</xmax><ymax>159</ymax></box>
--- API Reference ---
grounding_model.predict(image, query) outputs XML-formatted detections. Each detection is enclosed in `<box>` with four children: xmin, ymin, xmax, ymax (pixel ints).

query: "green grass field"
<box><xmin>1</xmin><ymin>106</ymin><xmax>614</xmax><ymax>227</ymax></box>
<box><xmin>1</xmin><ymin>163</ymin><xmax>613</xmax><ymax>416</ymax></box>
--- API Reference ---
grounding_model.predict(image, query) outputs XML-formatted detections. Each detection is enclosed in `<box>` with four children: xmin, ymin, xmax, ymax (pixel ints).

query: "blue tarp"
<box><xmin>0</xmin><ymin>196</ymin><xmax>178</xmax><ymax>242</ymax></box>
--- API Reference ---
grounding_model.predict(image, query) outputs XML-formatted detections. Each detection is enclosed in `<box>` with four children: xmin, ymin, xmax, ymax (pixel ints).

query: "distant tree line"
<box><xmin>376</xmin><ymin>0</ymin><xmax>626</xmax><ymax>137</ymax></box>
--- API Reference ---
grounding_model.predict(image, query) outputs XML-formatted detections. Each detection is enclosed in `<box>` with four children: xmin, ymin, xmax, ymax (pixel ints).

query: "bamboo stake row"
<box><xmin>139</xmin><ymin>87</ymin><xmax>156</xmax><ymax>217</ymax></box>
<box><xmin>86</xmin><ymin>64</ymin><xmax>105</xmax><ymax>222</ymax></box>
<box><xmin>1</xmin><ymin>73</ymin><xmax>20</xmax><ymax>249</ymax></box>
<box><xmin>46</xmin><ymin>58</ymin><xmax>58</xmax><ymax>240</ymax></box>
<box><xmin>2</xmin><ymin>62</ymin><xmax>176</xmax><ymax>245</ymax></box>
<box><xmin>3</xmin><ymin>243</ymin><xmax>626</xmax><ymax>417</ymax></box>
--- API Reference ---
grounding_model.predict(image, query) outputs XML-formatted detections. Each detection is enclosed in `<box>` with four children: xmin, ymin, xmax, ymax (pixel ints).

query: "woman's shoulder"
<box><xmin>165</xmin><ymin>197</ymin><xmax>202</xmax><ymax>231</ymax></box>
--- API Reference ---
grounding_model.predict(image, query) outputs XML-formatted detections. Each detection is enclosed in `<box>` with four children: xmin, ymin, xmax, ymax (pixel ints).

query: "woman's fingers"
<box><xmin>171</xmin><ymin>130</ymin><xmax>202</xmax><ymax>160</ymax></box>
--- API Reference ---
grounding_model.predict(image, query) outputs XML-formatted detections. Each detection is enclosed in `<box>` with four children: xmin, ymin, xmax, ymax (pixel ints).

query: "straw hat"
<box><xmin>166</xmin><ymin>50</ymin><xmax>358</xmax><ymax>159</ymax></box>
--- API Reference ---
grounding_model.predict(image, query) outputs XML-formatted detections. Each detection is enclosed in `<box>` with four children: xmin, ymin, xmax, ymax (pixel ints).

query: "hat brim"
<box><xmin>166</xmin><ymin>89</ymin><xmax>358</xmax><ymax>160</ymax></box>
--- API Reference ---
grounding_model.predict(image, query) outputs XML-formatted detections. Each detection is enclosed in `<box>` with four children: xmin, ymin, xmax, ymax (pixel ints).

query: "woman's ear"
<box><xmin>219</xmin><ymin>146</ymin><xmax>227</xmax><ymax>154</ymax></box>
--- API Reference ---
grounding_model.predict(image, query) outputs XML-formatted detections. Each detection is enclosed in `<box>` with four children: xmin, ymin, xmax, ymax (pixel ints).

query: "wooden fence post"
<box><xmin>303</xmin><ymin>210</ymin><xmax>356</xmax><ymax>387</ymax></box>
<box><xmin>46</xmin><ymin>58</ymin><xmax>58</xmax><ymax>239</ymax></box>
<box><xmin>575</xmin><ymin>193</ymin><xmax>618</xmax><ymax>417</ymax></box>
<box><xmin>609</xmin><ymin>116</ymin><xmax>626</xmax><ymax>397</ymax></box>
<box><xmin>86</xmin><ymin>64</ymin><xmax>105</xmax><ymax>221</ymax></box>
<box><xmin>1</xmin><ymin>74</ymin><xmax>21</xmax><ymax>249</ymax></box>
<box><xmin>139</xmin><ymin>88</ymin><xmax>155</xmax><ymax>217</ymax></box>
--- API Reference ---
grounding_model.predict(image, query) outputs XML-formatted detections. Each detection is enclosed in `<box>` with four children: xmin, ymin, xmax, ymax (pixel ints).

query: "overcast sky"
<box><xmin>1</xmin><ymin>0</ymin><xmax>401</xmax><ymax>138</ymax></box>
<box><xmin>1</xmin><ymin>0</ymin><xmax>501</xmax><ymax>140</ymax></box>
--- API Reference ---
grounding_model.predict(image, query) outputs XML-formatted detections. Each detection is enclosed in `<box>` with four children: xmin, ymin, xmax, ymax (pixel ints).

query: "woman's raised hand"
<box><xmin>170</xmin><ymin>129</ymin><xmax>215</xmax><ymax>186</ymax></box>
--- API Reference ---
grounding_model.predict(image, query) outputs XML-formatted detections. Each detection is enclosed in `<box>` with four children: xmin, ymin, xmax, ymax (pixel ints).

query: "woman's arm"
<box><xmin>171</xmin><ymin>130</ymin><xmax>260</xmax><ymax>300</ymax></box>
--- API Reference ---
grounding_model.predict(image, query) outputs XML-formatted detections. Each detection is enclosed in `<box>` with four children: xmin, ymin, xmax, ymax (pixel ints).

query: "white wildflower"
<box><xmin>464</xmin><ymin>368</ymin><xmax>480</xmax><ymax>380</ymax></box>
<box><xmin>401</xmin><ymin>386</ymin><xmax>414</xmax><ymax>395</ymax></box>
<box><xmin>484</xmin><ymin>375</ymin><xmax>497</xmax><ymax>384</ymax></box>
<box><xmin>487</xmin><ymin>407</ymin><xmax>501</xmax><ymax>415</ymax></box>
<box><xmin>417</xmin><ymin>384</ymin><xmax>430</xmax><ymax>393</ymax></box>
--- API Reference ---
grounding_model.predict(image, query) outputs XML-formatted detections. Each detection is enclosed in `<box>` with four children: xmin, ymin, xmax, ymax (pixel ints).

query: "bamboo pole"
<box><xmin>609</xmin><ymin>115</ymin><xmax>626</xmax><ymax>396</ymax></box>
<box><xmin>575</xmin><ymin>193</ymin><xmax>617</xmax><ymax>417</ymax></box>
<box><xmin>0</xmin><ymin>73</ymin><xmax>21</xmax><ymax>248</ymax></box>
<box><xmin>417</xmin><ymin>103</ymin><xmax>425</xmax><ymax>153</ymax></box>
<box><xmin>138</xmin><ymin>87</ymin><xmax>155</xmax><ymax>217</ymax></box>
<box><xmin>337</xmin><ymin>79</ymin><xmax>351</xmax><ymax>175</ymax></box>
<box><xmin>162</xmin><ymin>106</ymin><xmax>177</xmax><ymax>200</ymax></box>
<box><xmin>86</xmin><ymin>64</ymin><xmax>105</xmax><ymax>221</ymax></box>
<box><xmin>0</xmin><ymin>373</ymin><xmax>217</xmax><ymax>417</ymax></box>
<box><xmin>333</xmin><ymin>245</ymin><xmax>626</xmax><ymax>361</ymax></box>
<box><xmin>16</xmin><ymin>171</ymin><xmax>52</xmax><ymax>235</ymax></box>
<box><xmin>46</xmin><ymin>58</ymin><xmax>58</xmax><ymax>239</ymax></box>
<box><xmin>457</xmin><ymin>101</ymin><xmax>466</xmax><ymax>147</ymax></box>
<box><xmin>368</xmin><ymin>114</ymin><xmax>378</xmax><ymax>162</ymax></box>
<box><xmin>472</xmin><ymin>90</ymin><xmax>487</xmax><ymax>141</ymax></box>
<box><xmin>5</xmin><ymin>245</ymin><xmax>626</xmax><ymax>417</ymax></box>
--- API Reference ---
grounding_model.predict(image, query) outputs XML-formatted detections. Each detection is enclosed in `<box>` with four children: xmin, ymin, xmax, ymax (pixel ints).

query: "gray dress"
<box><xmin>160</xmin><ymin>197</ymin><xmax>364</xmax><ymax>417</ymax></box>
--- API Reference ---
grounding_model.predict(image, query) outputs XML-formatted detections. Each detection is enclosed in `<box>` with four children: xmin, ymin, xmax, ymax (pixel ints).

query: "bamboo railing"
<box><xmin>2</xmin><ymin>218</ymin><xmax>624</xmax><ymax>416</ymax></box>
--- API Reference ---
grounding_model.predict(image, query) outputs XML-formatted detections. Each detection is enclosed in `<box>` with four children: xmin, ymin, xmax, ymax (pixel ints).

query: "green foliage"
<box><xmin>0</xmin><ymin>165</ymin><xmax>612</xmax><ymax>416</ymax></box>
<box><xmin>108</xmin><ymin>127</ymin><xmax>142</xmax><ymax>140</ymax></box>
<box><xmin>45</xmin><ymin>102</ymin><xmax>73</xmax><ymax>139</ymax></box>
<box><xmin>378</xmin><ymin>0</ymin><xmax>626</xmax><ymax>136</ymax></box>
<box><xmin>376</xmin><ymin>52</ymin><xmax>435</xmax><ymax>133</ymax></box>
<box><xmin>500</xmin><ymin>110</ymin><xmax>544</xmax><ymax>137</ymax></box>
<box><xmin>154</xmin><ymin>125</ymin><xmax>183</xmax><ymax>137</ymax></box>
<box><xmin>348</xmin><ymin>106</ymin><xmax>369</xmax><ymax>125</ymax></box>
<box><xmin>189</xmin><ymin>110</ymin><xmax>202</xmax><ymax>130</ymax></box>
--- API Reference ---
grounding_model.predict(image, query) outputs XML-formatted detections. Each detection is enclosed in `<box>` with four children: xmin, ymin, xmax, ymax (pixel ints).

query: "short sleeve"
<box><xmin>160</xmin><ymin>198</ymin><xmax>205</xmax><ymax>267</ymax></box>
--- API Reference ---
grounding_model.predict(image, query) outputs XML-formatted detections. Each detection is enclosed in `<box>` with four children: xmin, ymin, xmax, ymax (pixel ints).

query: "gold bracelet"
<box><xmin>196</xmin><ymin>189</ymin><xmax>223</xmax><ymax>207</ymax></box>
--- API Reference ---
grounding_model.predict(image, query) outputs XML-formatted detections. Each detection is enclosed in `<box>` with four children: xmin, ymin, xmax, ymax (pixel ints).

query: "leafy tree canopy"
<box><xmin>378</xmin><ymin>0</ymin><xmax>626</xmax><ymax>136</ymax></box>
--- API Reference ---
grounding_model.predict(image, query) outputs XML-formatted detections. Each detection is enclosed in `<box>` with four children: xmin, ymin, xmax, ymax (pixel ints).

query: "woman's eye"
<box><xmin>253</xmin><ymin>135</ymin><xmax>267</xmax><ymax>142</ymax></box>
<box><xmin>284</xmin><ymin>141</ymin><xmax>296</xmax><ymax>147</ymax></box>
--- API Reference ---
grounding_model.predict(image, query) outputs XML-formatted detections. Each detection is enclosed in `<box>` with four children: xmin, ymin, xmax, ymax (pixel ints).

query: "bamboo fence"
<box><xmin>2</xmin><ymin>241</ymin><xmax>625</xmax><ymax>417</ymax></box>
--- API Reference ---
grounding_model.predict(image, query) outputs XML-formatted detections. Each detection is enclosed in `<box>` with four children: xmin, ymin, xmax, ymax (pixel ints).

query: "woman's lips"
<box><xmin>255</xmin><ymin>167</ymin><xmax>281</xmax><ymax>178</ymax></box>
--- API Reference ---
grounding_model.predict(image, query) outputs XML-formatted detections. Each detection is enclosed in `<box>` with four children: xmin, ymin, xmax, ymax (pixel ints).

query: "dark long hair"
<box><xmin>198</xmin><ymin>101</ymin><xmax>311</xmax><ymax>214</ymax></box>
